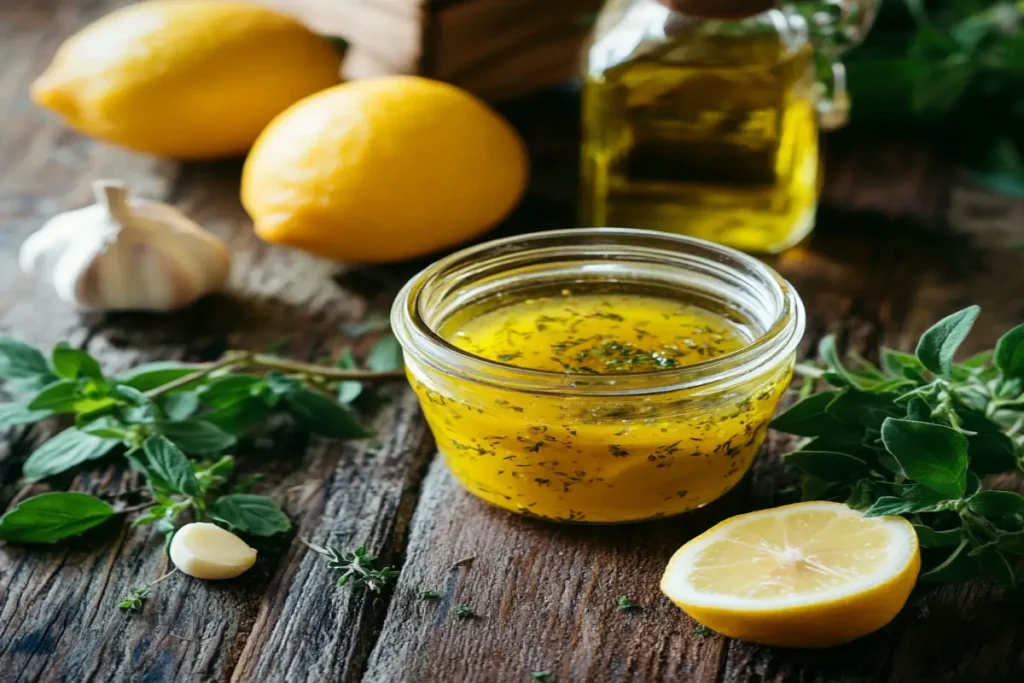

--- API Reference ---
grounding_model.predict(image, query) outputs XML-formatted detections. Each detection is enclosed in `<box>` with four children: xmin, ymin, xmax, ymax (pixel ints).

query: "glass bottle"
<box><xmin>579</xmin><ymin>0</ymin><xmax>878</xmax><ymax>253</ymax></box>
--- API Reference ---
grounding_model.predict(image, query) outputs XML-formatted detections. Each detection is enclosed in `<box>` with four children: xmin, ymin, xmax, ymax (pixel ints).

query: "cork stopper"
<box><xmin>659</xmin><ymin>0</ymin><xmax>778</xmax><ymax>18</ymax></box>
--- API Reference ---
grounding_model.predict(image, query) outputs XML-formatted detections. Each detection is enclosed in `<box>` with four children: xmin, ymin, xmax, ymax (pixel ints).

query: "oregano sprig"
<box><xmin>301</xmin><ymin>539</ymin><xmax>399</xmax><ymax>592</ymax></box>
<box><xmin>0</xmin><ymin>337</ymin><xmax>404</xmax><ymax>608</ymax></box>
<box><xmin>773</xmin><ymin>307</ymin><xmax>1024</xmax><ymax>587</ymax></box>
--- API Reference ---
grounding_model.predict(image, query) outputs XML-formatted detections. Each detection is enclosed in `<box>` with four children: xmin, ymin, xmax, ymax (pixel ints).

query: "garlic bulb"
<box><xmin>19</xmin><ymin>180</ymin><xmax>231</xmax><ymax>312</ymax></box>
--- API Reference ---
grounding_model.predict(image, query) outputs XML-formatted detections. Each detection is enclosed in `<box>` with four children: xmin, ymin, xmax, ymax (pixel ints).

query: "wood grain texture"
<box><xmin>0</xmin><ymin>2</ymin><xmax>430</xmax><ymax>681</ymax></box>
<box><xmin>4</xmin><ymin>1</ymin><xmax>1024</xmax><ymax>682</ymax></box>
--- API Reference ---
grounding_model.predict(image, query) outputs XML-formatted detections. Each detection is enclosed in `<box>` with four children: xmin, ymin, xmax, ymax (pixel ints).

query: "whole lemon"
<box><xmin>241</xmin><ymin>76</ymin><xmax>529</xmax><ymax>263</ymax></box>
<box><xmin>32</xmin><ymin>1</ymin><xmax>342</xmax><ymax>159</ymax></box>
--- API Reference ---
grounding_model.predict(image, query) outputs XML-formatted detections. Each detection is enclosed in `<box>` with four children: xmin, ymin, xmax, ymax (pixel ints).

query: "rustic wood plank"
<box><xmin>0</xmin><ymin>2</ymin><xmax>431</xmax><ymax>681</ymax></box>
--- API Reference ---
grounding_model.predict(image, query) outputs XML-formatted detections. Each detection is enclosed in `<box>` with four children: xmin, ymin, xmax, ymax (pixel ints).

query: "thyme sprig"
<box><xmin>302</xmin><ymin>540</ymin><xmax>399</xmax><ymax>593</ymax></box>
<box><xmin>774</xmin><ymin>306</ymin><xmax>1024</xmax><ymax>586</ymax></box>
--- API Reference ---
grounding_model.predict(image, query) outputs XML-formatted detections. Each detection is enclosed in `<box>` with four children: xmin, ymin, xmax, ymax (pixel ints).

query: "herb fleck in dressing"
<box><xmin>411</xmin><ymin>293</ymin><xmax>791</xmax><ymax>523</ymax></box>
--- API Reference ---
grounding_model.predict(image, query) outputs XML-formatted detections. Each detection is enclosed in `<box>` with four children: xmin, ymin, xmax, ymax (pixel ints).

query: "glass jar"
<box><xmin>392</xmin><ymin>228</ymin><xmax>805</xmax><ymax>523</ymax></box>
<box><xmin>579</xmin><ymin>0</ymin><xmax>878</xmax><ymax>254</ymax></box>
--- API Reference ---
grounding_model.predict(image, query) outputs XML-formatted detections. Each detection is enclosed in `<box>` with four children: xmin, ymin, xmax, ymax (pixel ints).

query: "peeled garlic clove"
<box><xmin>169</xmin><ymin>522</ymin><xmax>257</xmax><ymax>580</ymax></box>
<box><xmin>19</xmin><ymin>180</ymin><xmax>231</xmax><ymax>312</ymax></box>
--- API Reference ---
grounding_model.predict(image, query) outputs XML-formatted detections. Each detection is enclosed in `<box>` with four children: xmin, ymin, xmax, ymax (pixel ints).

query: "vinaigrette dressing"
<box><xmin>409</xmin><ymin>292</ymin><xmax>791</xmax><ymax>522</ymax></box>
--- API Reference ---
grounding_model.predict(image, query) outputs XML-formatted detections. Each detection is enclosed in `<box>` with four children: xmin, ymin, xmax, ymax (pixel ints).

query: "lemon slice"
<box><xmin>661</xmin><ymin>501</ymin><xmax>920</xmax><ymax>648</ymax></box>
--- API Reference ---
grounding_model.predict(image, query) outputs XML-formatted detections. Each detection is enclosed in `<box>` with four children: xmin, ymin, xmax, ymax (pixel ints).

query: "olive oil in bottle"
<box><xmin>580</xmin><ymin>0</ymin><xmax>820</xmax><ymax>253</ymax></box>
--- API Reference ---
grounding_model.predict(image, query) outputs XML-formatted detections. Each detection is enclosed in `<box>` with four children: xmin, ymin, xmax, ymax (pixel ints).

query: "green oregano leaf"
<box><xmin>966</xmin><ymin>490</ymin><xmax>1024</xmax><ymax>518</ymax></box>
<box><xmin>0</xmin><ymin>401</ymin><xmax>52</xmax><ymax>430</ymax></box>
<box><xmin>913</xmin><ymin>524</ymin><xmax>963</xmax><ymax>548</ymax></box>
<box><xmin>284</xmin><ymin>389</ymin><xmax>371</xmax><ymax>439</ymax></box>
<box><xmin>153</xmin><ymin>419</ymin><xmax>237</xmax><ymax>454</ymax></box>
<box><xmin>210</xmin><ymin>494</ymin><xmax>291</xmax><ymax>536</ymax></box>
<box><xmin>336</xmin><ymin>349</ymin><xmax>364</xmax><ymax>404</ymax></box>
<box><xmin>22</xmin><ymin>428</ymin><xmax>120</xmax><ymax>482</ymax></box>
<box><xmin>0</xmin><ymin>337</ymin><xmax>52</xmax><ymax>382</ymax></box>
<box><xmin>880</xmin><ymin>418</ymin><xmax>968</xmax><ymax>498</ymax></box>
<box><xmin>160</xmin><ymin>392</ymin><xmax>201</xmax><ymax>421</ymax></box>
<box><xmin>0</xmin><ymin>492</ymin><xmax>115</xmax><ymax>543</ymax></box>
<box><xmin>769</xmin><ymin>391</ymin><xmax>842</xmax><ymax>436</ymax></box>
<box><xmin>995</xmin><ymin>323</ymin><xmax>1024</xmax><ymax>380</ymax></box>
<box><xmin>367</xmin><ymin>334</ymin><xmax>403</xmax><ymax>372</ymax></box>
<box><xmin>135</xmin><ymin>435</ymin><xmax>202</xmax><ymax>498</ymax></box>
<box><xmin>783</xmin><ymin>450</ymin><xmax>869</xmax><ymax>482</ymax></box>
<box><xmin>915</xmin><ymin>305</ymin><xmax>980</xmax><ymax>376</ymax></box>
<box><xmin>864</xmin><ymin>496</ymin><xmax>943</xmax><ymax>517</ymax></box>
<box><xmin>118</xmin><ymin>363</ymin><xmax>197</xmax><ymax>392</ymax></box>
<box><xmin>50</xmin><ymin>343</ymin><xmax>103</xmax><ymax>381</ymax></box>
<box><xmin>28</xmin><ymin>380</ymin><xmax>81</xmax><ymax>412</ymax></box>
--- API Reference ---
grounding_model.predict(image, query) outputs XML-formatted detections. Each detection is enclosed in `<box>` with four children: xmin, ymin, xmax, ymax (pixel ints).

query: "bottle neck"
<box><xmin>657</xmin><ymin>0</ymin><xmax>778</xmax><ymax>18</ymax></box>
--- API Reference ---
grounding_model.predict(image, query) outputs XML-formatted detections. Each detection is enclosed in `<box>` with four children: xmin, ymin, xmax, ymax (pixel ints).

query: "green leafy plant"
<box><xmin>0</xmin><ymin>337</ymin><xmax>403</xmax><ymax>605</ymax></box>
<box><xmin>843</xmin><ymin>0</ymin><xmax>1024</xmax><ymax>195</ymax></box>
<box><xmin>774</xmin><ymin>306</ymin><xmax>1024</xmax><ymax>586</ymax></box>
<box><xmin>616</xmin><ymin>595</ymin><xmax>640</xmax><ymax>611</ymax></box>
<box><xmin>301</xmin><ymin>540</ymin><xmax>399</xmax><ymax>593</ymax></box>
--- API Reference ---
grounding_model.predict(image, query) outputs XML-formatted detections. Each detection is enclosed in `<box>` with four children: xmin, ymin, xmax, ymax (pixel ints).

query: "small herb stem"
<box><xmin>244</xmin><ymin>354</ymin><xmax>405</xmax><ymax>381</ymax></box>
<box><xmin>145</xmin><ymin>354</ymin><xmax>249</xmax><ymax>399</ymax></box>
<box><xmin>150</xmin><ymin>567</ymin><xmax>178</xmax><ymax>587</ymax></box>
<box><xmin>117</xmin><ymin>502</ymin><xmax>156</xmax><ymax>515</ymax></box>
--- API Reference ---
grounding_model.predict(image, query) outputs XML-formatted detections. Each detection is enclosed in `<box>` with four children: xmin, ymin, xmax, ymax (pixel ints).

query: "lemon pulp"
<box><xmin>662</xmin><ymin>501</ymin><xmax>921</xmax><ymax>647</ymax></box>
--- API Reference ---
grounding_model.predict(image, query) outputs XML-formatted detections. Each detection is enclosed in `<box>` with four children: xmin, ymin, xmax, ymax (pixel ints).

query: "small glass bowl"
<box><xmin>392</xmin><ymin>228</ymin><xmax>805</xmax><ymax>523</ymax></box>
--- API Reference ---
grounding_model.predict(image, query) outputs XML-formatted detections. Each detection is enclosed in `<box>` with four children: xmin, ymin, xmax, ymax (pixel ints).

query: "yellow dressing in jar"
<box><xmin>394</xmin><ymin>229</ymin><xmax>804</xmax><ymax>524</ymax></box>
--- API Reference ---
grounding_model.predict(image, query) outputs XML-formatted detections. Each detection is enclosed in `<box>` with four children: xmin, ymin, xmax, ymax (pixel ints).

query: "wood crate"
<box><xmin>260</xmin><ymin>0</ymin><xmax>604</xmax><ymax>101</ymax></box>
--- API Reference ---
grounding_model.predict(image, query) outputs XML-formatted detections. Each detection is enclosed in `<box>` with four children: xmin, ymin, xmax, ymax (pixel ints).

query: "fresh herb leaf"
<box><xmin>284</xmin><ymin>389</ymin><xmax>371</xmax><ymax>439</ymax></box>
<box><xmin>420</xmin><ymin>589</ymin><xmax>442</xmax><ymax>600</ymax></box>
<box><xmin>160</xmin><ymin>392</ymin><xmax>201</xmax><ymax>421</ymax></box>
<box><xmin>453</xmin><ymin>604</ymin><xmax>476</xmax><ymax>619</ymax></box>
<box><xmin>22</xmin><ymin>428</ymin><xmax>120</xmax><ymax>482</ymax></box>
<box><xmin>864</xmin><ymin>496</ymin><xmax>943</xmax><ymax>517</ymax></box>
<box><xmin>782</xmin><ymin>450</ymin><xmax>870</xmax><ymax>482</ymax></box>
<box><xmin>915</xmin><ymin>305</ymin><xmax>980</xmax><ymax>376</ymax></box>
<box><xmin>770</xmin><ymin>391</ymin><xmax>843</xmax><ymax>436</ymax></box>
<box><xmin>995</xmin><ymin>323</ymin><xmax>1024</xmax><ymax>381</ymax></box>
<box><xmin>28</xmin><ymin>380</ymin><xmax>81</xmax><ymax>411</ymax></box>
<box><xmin>307</xmin><ymin>542</ymin><xmax>398</xmax><ymax>592</ymax></box>
<box><xmin>153</xmin><ymin>419</ymin><xmax>237</xmax><ymax>455</ymax></box>
<box><xmin>616</xmin><ymin>595</ymin><xmax>639</xmax><ymax>611</ymax></box>
<box><xmin>531</xmin><ymin>672</ymin><xmax>555</xmax><ymax>681</ymax></box>
<box><xmin>118</xmin><ymin>363</ymin><xmax>197</xmax><ymax>392</ymax></box>
<box><xmin>134</xmin><ymin>435</ymin><xmax>202</xmax><ymax>498</ymax></box>
<box><xmin>210</xmin><ymin>494</ymin><xmax>291</xmax><ymax>536</ymax></box>
<box><xmin>0</xmin><ymin>492</ymin><xmax>114</xmax><ymax>542</ymax></box>
<box><xmin>881</xmin><ymin>418</ymin><xmax>968</xmax><ymax>498</ymax></box>
<box><xmin>197</xmin><ymin>375</ymin><xmax>263</xmax><ymax>407</ymax></box>
<box><xmin>967</xmin><ymin>490</ymin><xmax>1024</xmax><ymax>519</ymax></box>
<box><xmin>0</xmin><ymin>336</ymin><xmax>52</xmax><ymax>382</ymax></box>
<box><xmin>51</xmin><ymin>343</ymin><xmax>103</xmax><ymax>381</ymax></box>
<box><xmin>336</xmin><ymin>349</ymin><xmax>364</xmax><ymax>404</ymax></box>
<box><xmin>367</xmin><ymin>334</ymin><xmax>403</xmax><ymax>372</ymax></box>
<box><xmin>0</xmin><ymin>401</ymin><xmax>52</xmax><ymax>430</ymax></box>
<box><xmin>913</xmin><ymin>524</ymin><xmax>963</xmax><ymax>548</ymax></box>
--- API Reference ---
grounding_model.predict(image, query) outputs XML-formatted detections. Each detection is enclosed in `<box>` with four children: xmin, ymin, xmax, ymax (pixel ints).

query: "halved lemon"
<box><xmin>661</xmin><ymin>501</ymin><xmax>920</xmax><ymax>648</ymax></box>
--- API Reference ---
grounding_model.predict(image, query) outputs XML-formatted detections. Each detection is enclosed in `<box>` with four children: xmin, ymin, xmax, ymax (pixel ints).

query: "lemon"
<box><xmin>661</xmin><ymin>501</ymin><xmax>920</xmax><ymax>648</ymax></box>
<box><xmin>241</xmin><ymin>76</ymin><xmax>528</xmax><ymax>263</ymax></box>
<box><xmin>32</xmin><ymin>1</ymin><xmax>341</xmax><ymax>159</ymax></box>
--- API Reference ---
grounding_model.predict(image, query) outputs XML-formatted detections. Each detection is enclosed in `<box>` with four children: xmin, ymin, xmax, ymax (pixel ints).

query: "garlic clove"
<box><xmin>169</xmin><ymin>522</ymin><xmax>257</xmax><ymax>580</ymax></box>
<box><xmin>19</xmin><ymin>179</ymin><xmax>232</xmax><ymax>312</ymax></box>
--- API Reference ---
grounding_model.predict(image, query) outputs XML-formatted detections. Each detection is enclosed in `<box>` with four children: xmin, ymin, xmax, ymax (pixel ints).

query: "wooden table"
<box><xmin>3</xmin><ymin>2</ymin><xmax>1024</xmax><ymax>682</ymax></box>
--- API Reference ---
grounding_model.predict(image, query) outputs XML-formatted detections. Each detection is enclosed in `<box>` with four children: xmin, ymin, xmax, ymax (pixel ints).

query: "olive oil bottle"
<box><xmin>580</xmin><ymin>0</ymin><xmax>877</xmax><ymax>253</ymax></box>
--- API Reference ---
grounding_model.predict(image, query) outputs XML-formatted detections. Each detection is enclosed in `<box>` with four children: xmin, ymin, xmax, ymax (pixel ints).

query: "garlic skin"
<box><xmin>169</xmin><ymin>522</ymin><xmax>257</xmax><ymax>580</ymax></box>
<box><xmin>19</xmin><ymin>180</ymin><xmax>231</xmax><ymax>312</ymax></box>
